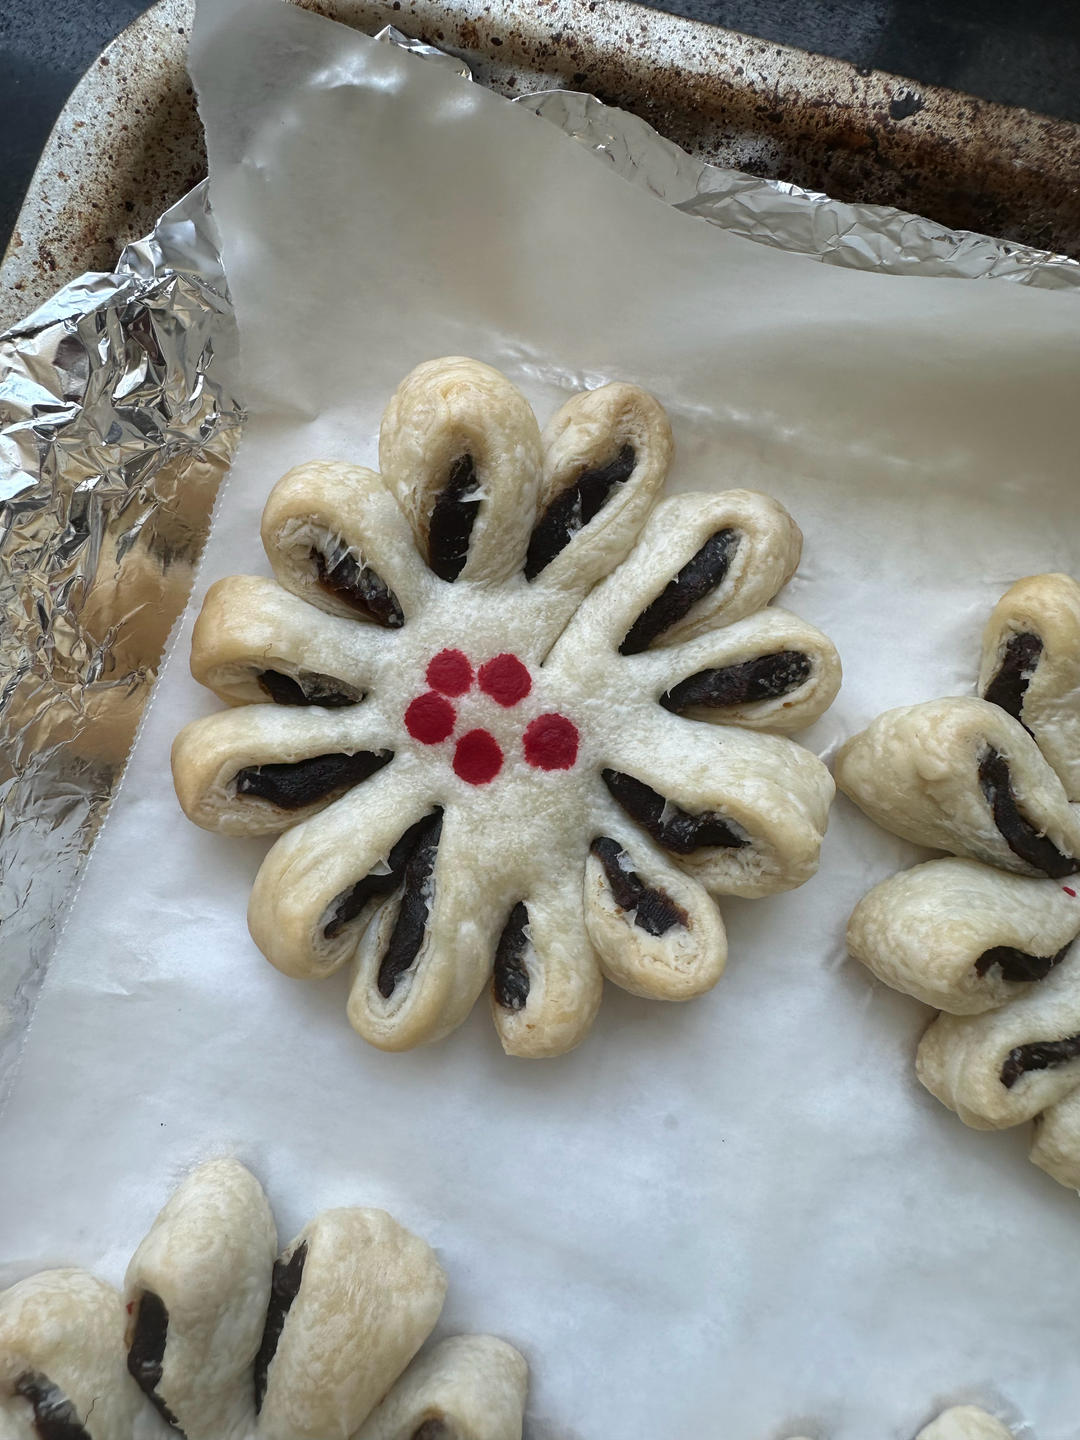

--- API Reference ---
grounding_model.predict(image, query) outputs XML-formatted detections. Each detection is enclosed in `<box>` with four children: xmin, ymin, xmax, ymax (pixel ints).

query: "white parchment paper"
<box><xmin>3</xmin><ymin>2</ymin><xmax>1080</xmax><ymax>1436</ymax></box>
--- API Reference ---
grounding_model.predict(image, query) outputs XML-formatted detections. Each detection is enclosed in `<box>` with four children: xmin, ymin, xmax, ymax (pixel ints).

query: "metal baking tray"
<box><xmin>3</xmin><ymin>0</ymin><xmax>1079</xmax><ymax>330</ymax></box>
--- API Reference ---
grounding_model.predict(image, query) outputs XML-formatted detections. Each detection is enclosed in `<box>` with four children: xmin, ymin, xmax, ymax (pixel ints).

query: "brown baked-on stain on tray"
<box><xmin>4</xmin><ymin>0</ymin><xmax>1079</xmax><ymax>328</ymax></box>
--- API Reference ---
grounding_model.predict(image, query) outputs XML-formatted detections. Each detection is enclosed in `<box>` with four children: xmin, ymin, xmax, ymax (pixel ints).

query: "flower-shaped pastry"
<box><xmin>836</xmin><ymin>574</ymin><xmax>1080</xmax><ymax>1188</ymax></box>
<box><xmin>0</xmin><ymin>1158</ymin><xmax>527</xmax><ymax>1440</ymax></box>
<box><xmin>172</xmin><ymin>358</ymin><xmax>840</xmax><ymax>1057</ymax></box>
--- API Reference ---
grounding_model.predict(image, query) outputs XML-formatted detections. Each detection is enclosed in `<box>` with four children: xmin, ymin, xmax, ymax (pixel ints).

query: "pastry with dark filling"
<box><xmin>838</xmin><ymin>573</ymin><xmax>1080</xmax><ymax>1188</ymax></box>
<box><xmin>173</xmin><ymin>358</ymin><xmax>840</xmax><ymax>1057</ymax></box>
<box><xmin>0</xmin><ymin>1159</ymin><xmax>527</xmax><ymax>1440</ymax></box>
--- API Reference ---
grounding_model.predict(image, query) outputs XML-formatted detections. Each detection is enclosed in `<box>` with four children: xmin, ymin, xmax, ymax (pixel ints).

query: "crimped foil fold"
<box><xmin>0</xmin><ymin>23</ymin><xmax>1076</xmax><ymax>1080</ymax></box>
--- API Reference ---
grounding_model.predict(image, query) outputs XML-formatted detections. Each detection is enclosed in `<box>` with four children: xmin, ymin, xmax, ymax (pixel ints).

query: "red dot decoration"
<box><xmin>426</xmin><ymin>648</ymin><xmax>473</xmax><ymax>697</ymax></box>
<box><xmin>1065</xmin><ymin>887</ymin><xmax>1078</xmax><ymax>898</ymax></box>
<box><xmin>453</xmin><ymin>729</ymin><xmax>504</xmax><ymax>785</ymax></box>
<box><xmin>478</xmin><ymin>653</ymin><xmax>532</xmax><ymax>708</ymax></box>
<box><xmin>523</xmin><ymin>713</ymin><xmax>579</xmax><ymax>771</ymax></box>
<box><xmin>405</xmin><ymin>692</ymin><xmax>456</xmax><ymax>745</ymax></box>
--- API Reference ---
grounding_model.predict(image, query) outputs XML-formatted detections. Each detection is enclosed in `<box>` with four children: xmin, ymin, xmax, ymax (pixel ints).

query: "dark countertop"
<box><xmin>2</xmin><ymin>0</ymin><xmax>1080</xmax><ymax>263</ymax></box>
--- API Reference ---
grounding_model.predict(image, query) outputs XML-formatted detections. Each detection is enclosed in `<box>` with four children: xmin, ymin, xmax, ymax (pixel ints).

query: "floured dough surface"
<box><xmin>172</xmin><ymin>357</ymin><xmax>840</xmax><ymax>1057</ymax></box>
<box><xmin>838</xmin><ymin>574</ymin><xmax>1080</xmax><ymax>1188</ymax></box>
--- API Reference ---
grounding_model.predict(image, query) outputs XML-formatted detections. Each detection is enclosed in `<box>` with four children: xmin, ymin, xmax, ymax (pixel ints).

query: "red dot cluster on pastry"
<box><xmin>404</xmin><ymin>648</ymin><xmax>579</xmax><ymax>785</ymax></box>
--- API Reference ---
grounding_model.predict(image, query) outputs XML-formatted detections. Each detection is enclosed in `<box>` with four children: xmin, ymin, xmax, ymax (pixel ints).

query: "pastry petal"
<box><xmin>979</xmin><ymin>571</ymin><xmax>1080</xmax><ymax>802</ymax></box>
<box><xmin>836</xmin><ymin>696</ymin><xmax>1080</xmax><ymax>878</ymax></box>
<box><xmin>255</xmin><ymin>1209</ymin><xmax>445</xmax><ymax>1440</ymax></box>
<box><xmin>379</xmin><ymin>358</ymin><xmax>542</xmax><ymax>586</ymax></box>
<box><xmin>353</xmin><ymin>1334</ymin><xmax>527</xmax><ymax>1440</ymax></box>
<box><xmin>123</xmin><ymin>1158</ymin><xmax>276</xmax><ymax>1440</ymax></box>
<box><xmin>847</xmin><ymin>857</ymin><xmax>1080</xmax><ymax>1014</ymax></box>
<box><xmin>172</xmin><ymin>703</ymin><xmax>395</xmax><ymax>837</ymax></box>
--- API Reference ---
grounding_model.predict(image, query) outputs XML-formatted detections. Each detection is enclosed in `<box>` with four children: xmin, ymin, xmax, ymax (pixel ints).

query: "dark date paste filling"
<box><xmin>977</xmin><ymin>747</ymin><xmax>1079</xmax><ymax>879</ymax></box>
<box><xmin>411</xmin><ymin>1421</ymin><xmax>452</xmax><ymax>1440</ymax></box>
<box><xmin>493</xmin><ymin>902</ymin><xmax>531</xmax><ymax>1011</ymax></box>
<box><xmin>619</xmin><ymin>528</ymin><xmax>740</xmax><ymax>655</ymax></box>
<box><xmin>982</xmin><ymin>631</ymin><xmax>1043</xmax><ymax>724</ymax></box>
<box><xmin>975</xmin><ymin>940</ymin><xmax>1073</xmax><ymax>984</ymax></box>
<box><xmin>376</xmin><ymin>813</ymin><xmax>444</xmax><ymax>999</ymax></box>
<box><xmin>524</xmin><ymin>445</ymin><xmax>637</xmax><ymax>580</ymax></box>
<box><xmin>13</xmin><ymin>1372</ymin><xmax>91</xmax><ymax>1440</ymax></box>
<box><xmin>590</xmin><ymin>837</ymin><xmax>688</xmax><ymax>937</ymax></box>
<box><xmin>1000</xmin><ymin>1033</ymin><xmax>1080</xmax><ymax>1090</ymax></box>
<box><xmin>127</xmin><ymin>1291</ymin><xmax>180</xmax><ymax>1428</ymax></box>
<box><xmin>324</xmin><ymin>810</ymin><xmax>443</xmax><ymax>940</ymax></box>
<box><xmin>661</xmin><ymin>650</ymin><xmax>811</xmax><ymax>715</ymax></box>
<box><xmin>253</xmin><ymin>1242</ymin><xmax>308</xmax><ymax>1413</ymax></box>
<box><xmin>601</xmin><ymin>769</ymin><xmax>749</xmax><ymax>854</ymax></box>
<box><xmin>312</xmin><ymin>544</ymin><xmax>404</xmax><ymax>628</ymax></box>
<box><xmin>428</xmin><ymin>454</ymin><xmax>481</xmax><ymax>582</ymax></box>
<box><xmin>256</xmin><ymin>669</ymin><xmax>360</xmax><ymax>709</ymax></box>
<box><xmin>235</xmin><ymin>750</ymin><xmax>392</xmax><ymax>811</ymax></box>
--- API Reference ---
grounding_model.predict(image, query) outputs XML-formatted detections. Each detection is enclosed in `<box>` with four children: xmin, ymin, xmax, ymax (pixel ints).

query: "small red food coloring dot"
<box><xmin>523</xmin><ymin>713</ymin><xmax>579</xmax><ymax>771</ymax></box>
<box><xmin>1065</xmin><ymin>887</ymin><xmax>1078</xmax><ymax>898</ymax></box>
<box><xmin>426</xmin><ymin>648</ymin><xmax>473</xmax><ymax>696</ymax></box>
<box><xmin>405</xmin><ymin>692</ymin><xmax>456</xmax><ymax>745</ymax></box>
<box><xmin>478</xmin><ymin>653</ymin><xmax>532</xmax><ymax>707</ymax></box>
<box><xmin>453</xmin><ymin>728</ymin><xmax>504</xmax><ymax>785</ymax></box>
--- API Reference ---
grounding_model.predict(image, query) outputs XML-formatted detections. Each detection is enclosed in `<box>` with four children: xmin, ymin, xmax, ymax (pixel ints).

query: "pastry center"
<box><xmin>403</xmin><ymin>648</ymin><xmax>579</xmax><ymax>785</ymax></box>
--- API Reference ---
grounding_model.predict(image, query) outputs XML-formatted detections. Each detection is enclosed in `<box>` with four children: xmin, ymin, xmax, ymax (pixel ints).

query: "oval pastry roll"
<box><xmin>261</xmin><ymin>461</ymin><xmax>429</xmax><ymax>625</ymax></box>
<box><xmin>917</xmin><ymin>944</ymin><xmax>1080</xmax><ymax>1129</ymax></box>
<box><xmin>379</xmin><ymin>358</ymin><xmax>543</xmax><ymax>586</ymax></box>
<box><xmin>190</xmin><ymin>576</ymin><xmax>369</xmax><ymax>709</ymax></box>
<box><xmin>354</xmin><ymin>1335</ymin><xmax>528</xmax><ymax>1440</ymax></box>
<box><xmin>584</xmin><ymin>828</ymin><xmax>727</xmax><ymax>1000</ymax></box>
<box><xmin>488</xmin><ymin>872</ymin><xmax>603</xmax><ymax>1060</ymax></box>
<box><xmin>915</xmin><ymin>1407</ymin><xmax>1013</xmax><ymax>1440</ymax></box>
<box><xmin>1029</xmin><ymin>1084</ymin><xmax>1080</xmax><ymax>1189</ymax></box>
<box><xmin>605</xmin><ymin>712</ymin><xmax>835</xmax><ymax>898</ymax></box>
<box><xmin>172</xmin><ymin>706</ymin><xmax>394</xmax><ymax>837</ymax></box>
<box><xmin>0</xmin><ymin>1270</ymin><xmax>139</xmax><ymax>1440</ymax></box>
<box><xmin>835</xmin><ymin>696</ymin><xmax>1080</xmax><ymax>879</ymax></box>
<box><xmin>979</xmin><ymin>572</ymin><xmax>1080</xmax><ymax>800</ymax></box>
<box><xmin>346</xmin><ymin>808</ymin><xmax>501</xmax><ymax>1052</ymax></box>
<box><xmin>847</xmin><ymin>858</ymin><xmax>1080</xmax><ymax>1014</ymax></box>
<box><xmin>123</xmin><ymin>1157</ymin><xmax>277</xmax><ymax>1440</ymax></box>
<box><xmin>524</xmin><ymin>382</ymin><xmax>672</xmax><ymax>599</ymax></box>
<box><xmin>603</xmin><ymin>490</ymin><xmax>803</xmax><ymax>655</ymax></box>
<box><xmin>255</xmin><ymin>1209</ymin><xmax>446</xmax><ymax>1440</ymax></box>
<box><xmin>248</xmin><ymin>770</ymin><xmax>433</xmax><ymax>981</ymax></box>
<box><xmin>634</xmin><ymin>607</ymin><xmax>841</xmax><ymax>734</ymax></box>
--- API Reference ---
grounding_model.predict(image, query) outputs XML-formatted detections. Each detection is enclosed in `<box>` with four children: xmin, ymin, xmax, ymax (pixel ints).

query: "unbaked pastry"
<box><xmin>913</xmin><ymin>1407</ymin><xmax>1013</xmax><ymax>1440</ymax></box>
<box><xmin>172</xmin><ymin>358</ymin><xmax>840</xmax><ymax>1057</ymax></box>
<box><xmin>784</xmin><ymin>1404</ymin><xmax>1013</xmax><ymax>1440</ymax></box>
<box><xmin>0</xmin><ymin>1158</ymin><xmax>527</xmax><ymax>1440</ymax></box>
<box><xmin>837</xmin><ymin>574</ymin><xmax>1080</xmax><ymax>1188</ymax></box>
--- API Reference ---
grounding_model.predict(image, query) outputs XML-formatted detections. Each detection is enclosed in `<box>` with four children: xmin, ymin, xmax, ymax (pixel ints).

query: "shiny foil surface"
<box><xmin>0</xmin><ymin>23</ymin><xmax>1075</xmax><ymax>1086</ymax></box>
<box><xmin>0</xmin><ymin>181</ymin><xmax>242</xmax><ymax>1082</ymax></box>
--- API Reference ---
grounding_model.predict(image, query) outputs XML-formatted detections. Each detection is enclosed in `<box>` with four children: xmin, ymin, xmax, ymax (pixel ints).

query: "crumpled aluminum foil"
<box><xmin>1</xmin><ymin>24</ymin><xmax>1077</xmax><ymax>1085</ymax></box>
<box><xmin>519</xmin><ymin>88</ymin><xmax>1080</xmax><ymax>290</ymax></box>
<box><xmin>0</xmin><ymin>180</ymin><xmax>241</xmax><ymax>1083</ymax></box>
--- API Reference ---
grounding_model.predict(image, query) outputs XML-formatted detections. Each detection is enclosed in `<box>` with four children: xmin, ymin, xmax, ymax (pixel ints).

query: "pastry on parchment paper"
<box><xmin>0</xmin><ymin>1158</ymin><xmax>527</xmax><ymax>1440</ymax></box>
<box><xmin>837</xmin><ymin>573</ymin><xmax>1080</xmax><ymax>1188</ymax></box>
<box><xmin>172</xmin><ymin>357</ymin><xmax>841</xmax><ymax>1058</ymax></box>
<box><xmin>913</xmin><ymin>1407</ymin><xmax>1014</xmax><ymax>1440</ymax></box>
<box><xmin>785</xmin><ymin>1405</ymin><xmax>1013</xmax><ymax>1440</ymax></box>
